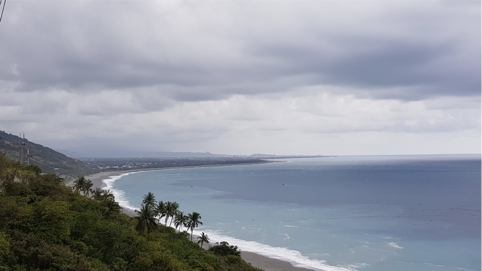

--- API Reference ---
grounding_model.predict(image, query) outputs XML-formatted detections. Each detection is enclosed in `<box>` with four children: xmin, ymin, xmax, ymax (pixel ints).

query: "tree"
<box><xmin>164</xmin><ymin>201</ymin><xmax>179</xmax><ymax>227</ymax></box>
<box><xmin>35</xmin><ymin>201</ymin><xmax>74</xmax><ymax>242</ymax></box>
<box><xmin>102</xmin><ymin>198</ymin><xmax>122</xmax><ymax>217</ymax></box>
<box><xmin>167</xmin><ymin>202</ymin><xmax>179</xmax><ymax>227</ymax></box>
<box><xmin>135</xmin><ymin>204</ymin><xmax>157</xmax><ymax>235</ymax></box>
<box><xmin>90</xmin><ymin>187</ymin><xmax>104</xmax><ymax>200</ymax></box>
<box><xmin>0</xmin><ymin>231</ymin><xmax>11</xmax><ymax>262</ymax></box>
<box><xmin>156</xmin><ymin>201</ymin><xmax>167</xmax><ymax>225</ymax></box>
<box><xmin>173</xmin><ymin>211</ymin><xmax>188</xmax><ymax>232</ymax></box>
<box><xmin>102</xmin><ymin>189</ymin><xmax>115</xmax><ymax>201</ymax></box>
<box><xmin>209</xmin><ymin>241</ymin><xmax>240</xmax><ymax>257</ymax></box>
<box><xmin>72</xmin><ymin>176</ymin><xmax>86</xmax><ymax>194</ymax></box>
<box><xmin>72</xmin><ymin>176</ymin><xmax>93</xmax><ymax>196</ymax></box>
<box><xmin>82</xmin><ymin>179</ymin><xmax>93</xmax><ymax>197</ymax></box>
<box><xmin>142</xmin><ymin>192</ymin><xmax>156</xmax><ymax>209</ymax></box>
<box><xmin>197</xmin><ymin>232</ymin><xmax>209</xmax><ymax>248</ymax></box>
<box><xmin>186</xmin><ymin>212</ymin><xmax>202</xmax><ymax>241</ymax></box>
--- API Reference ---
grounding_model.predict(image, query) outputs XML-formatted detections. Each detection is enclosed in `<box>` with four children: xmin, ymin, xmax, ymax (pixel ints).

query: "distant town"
<box><xmin>79</xmin><ymin>154</ymin><xmax>327</xmax><ymax>171</ymax></box>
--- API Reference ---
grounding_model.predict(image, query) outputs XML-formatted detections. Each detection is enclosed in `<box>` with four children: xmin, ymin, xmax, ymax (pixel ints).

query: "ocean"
<box><xmin>102</xmin><ymin>154</ymin><xmax>481</xmax><ymax>271</ymax></box>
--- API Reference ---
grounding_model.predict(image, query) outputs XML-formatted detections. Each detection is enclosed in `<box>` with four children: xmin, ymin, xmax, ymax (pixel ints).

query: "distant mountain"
<box><xmin>54</xmin><ymin>149</ymin><xmax>88</xmax><ymax>159</ymax></box>
<box><xmin>0</xmin><ymin>131</ymin><xmax>98</xmax><ymax>180</ymax></box>
<box><xmin>61</xmin><ymin>149</ymin><xmax>230</xmax><ymax>158</ymax></box>
<box><xmin>136</xmin><ymin>151</ymin><xmax>229</xmax><ymax>158</ymax></box>
<box><xmin>249</xmin><ymin>153</ymin><xmax>326</xmax><ymax>159</ymax></box>
<box><xmin>120</xmin><ymin>151</ymin><xmax>229</xmax><ymax>158</ymax></box>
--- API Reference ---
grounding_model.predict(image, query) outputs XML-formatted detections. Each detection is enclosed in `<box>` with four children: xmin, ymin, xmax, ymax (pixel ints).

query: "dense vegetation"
<box><xmin>0</xmin><ymin>154</ymin><xmax>263</xmax><ymax>271</ymax></box>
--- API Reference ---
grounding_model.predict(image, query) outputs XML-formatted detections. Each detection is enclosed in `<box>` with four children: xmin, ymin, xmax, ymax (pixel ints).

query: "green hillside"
<box><xmin>0</xmin><ymin>131</ymin><xmax>98</xmax><ymax>180</ymax></box>
<box><xmin>0</xmin><ymin>154</ymin><xmax>263</xmax><ymax>271</ymax></box>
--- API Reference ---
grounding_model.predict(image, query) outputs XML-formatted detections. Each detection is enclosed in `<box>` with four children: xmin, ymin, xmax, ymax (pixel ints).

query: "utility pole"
<box><xmin>19</xmin><ymin>133</ymin><xmax>26</xmax><ymax>165</ymax></box>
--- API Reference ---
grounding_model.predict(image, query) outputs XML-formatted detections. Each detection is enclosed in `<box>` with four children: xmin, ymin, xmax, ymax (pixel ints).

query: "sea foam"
<box><xmin>192</xmin><ymin>228</ymin><xmax>355</xmax><ymax>271</ymax></box>
<box><xmin>101</xmin><ymin>172</ymin><xmax>142</xmax><ymax>211</ymax></box>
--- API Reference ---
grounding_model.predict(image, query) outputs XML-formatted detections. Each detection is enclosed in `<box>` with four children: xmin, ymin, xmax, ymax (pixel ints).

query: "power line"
<box><xmin>0</xmin><ymin>0</ymin><xmax>7</xmax><ymax>23</ymax></box>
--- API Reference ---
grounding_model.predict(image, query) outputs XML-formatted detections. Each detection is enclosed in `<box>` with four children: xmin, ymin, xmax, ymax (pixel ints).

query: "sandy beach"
<box><xmin>85</xmin><ymin>170</ymin><xmax>318</xmax><ymax>271</ymax></box>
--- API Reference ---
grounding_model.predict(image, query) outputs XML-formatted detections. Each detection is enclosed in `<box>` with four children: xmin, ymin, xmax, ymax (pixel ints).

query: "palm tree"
<box><xmin>142</xmin><ymin>192</ymin><xmax>157</xmax><ymax>208</ymax></box>
<box><xmin>102</xmin><ymin>198</ymin><xmax>122</xmax><ymax>216</ymax></box>
<box><xmin>168</xmin><ymin>202</ymin><xmax>179</xmax><ymax>227</ymax></box>
<box><xmin>135</xmin><ymin>204</ymin><xmax>157</xmax><ymax>235</ymax></box>
<box><xmin>82</xmin><ymin>179</ymin><xmax>93</xmax><ymax>197</ymax></box>
<box><xmin>72</xmin><ymin>176</ymin><xmax>86</xmax><ymax>194</ymax></box>
<box><xmin>164</xmin><ymin>201</ymin><xmax>172</xmax><ymax>225</ymax></box>
<box><xmin>90</xmin><ymin>187</ymin><xmax>104</xmax><ymax>200</ymax></box>
<box><xmin>174</xmin><ymin>211</ymin><xmax>188</xmax><ymax>232</ymax></box>
<box><xmin>102</xmin><ymin>189</ymin><xmax>115</xmax><ymax>201</ymax></box>
<box><xmin>197</xmin><ymin>232</ymin><xmax>210</xmax><ymax>248</ymax></box>
<box><xmin>164</xmin><ymin>201</ymin><xmax>179</xmax><ymax>227</ymax></box>
<box><xmin>156</xmin><ymin>201</ymin><xmax>167</xmax><ymax>224</ymax></box>
<box><xmin>186</xmin><ymin>212</ymin><xmax>202</xmax><ymax>241</ymax></box>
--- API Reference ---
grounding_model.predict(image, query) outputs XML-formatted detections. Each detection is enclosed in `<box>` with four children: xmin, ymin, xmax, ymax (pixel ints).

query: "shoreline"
<box><xmin>85</xmin><ymin>169</ymin><xmax>319</xmax><ymax>271</ymax></box>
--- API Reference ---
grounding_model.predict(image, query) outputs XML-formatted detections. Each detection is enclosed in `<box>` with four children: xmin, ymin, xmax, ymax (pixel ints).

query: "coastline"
<box><xmin>85</xmin><ymin>170</ymin><xmax>319</xmax><ymax>271</ymax></box>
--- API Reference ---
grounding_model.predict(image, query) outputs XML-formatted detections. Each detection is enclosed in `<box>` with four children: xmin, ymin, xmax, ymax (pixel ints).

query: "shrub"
<box><xmin>209</xmin><ymin>241</ymin><xmax>241</xmax><ymax>257</ymax></box>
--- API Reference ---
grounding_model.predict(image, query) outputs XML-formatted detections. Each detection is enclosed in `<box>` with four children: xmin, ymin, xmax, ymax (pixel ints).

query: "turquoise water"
<box><xmin>102</xmin><ymin>155</ymin><xmax>481</xmax><ymax>271</ymax></box>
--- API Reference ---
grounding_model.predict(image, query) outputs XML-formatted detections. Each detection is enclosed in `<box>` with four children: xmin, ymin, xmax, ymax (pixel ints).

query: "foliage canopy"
<box><xmin>0</xmin><ymin>154</ymin><xmax>263</xmax><ymax>271</ymax></box>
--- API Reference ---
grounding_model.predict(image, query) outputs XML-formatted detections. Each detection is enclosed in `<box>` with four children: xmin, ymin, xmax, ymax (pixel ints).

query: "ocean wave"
<box><xmin>192</xmin><ymin>228</ymin><xmax>355</xmax><ymax>271</ymax></box>
<box><xmin>101</xmin><ymin>172</ymin><xmax>143</xmax><ymax>211</ymax></box>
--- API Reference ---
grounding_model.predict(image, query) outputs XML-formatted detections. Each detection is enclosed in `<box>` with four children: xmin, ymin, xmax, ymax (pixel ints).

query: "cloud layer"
<box><xmin>0</xmin><ymin>0</ymin><xmax>480</xmax><ymax>156</ymax></box>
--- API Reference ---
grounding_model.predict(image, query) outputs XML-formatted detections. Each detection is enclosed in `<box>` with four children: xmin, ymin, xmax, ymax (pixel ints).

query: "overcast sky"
<box><xmin>0</xmin><ymin>0</ymin><xmax>480</xmax><ymax>157</ymax></box>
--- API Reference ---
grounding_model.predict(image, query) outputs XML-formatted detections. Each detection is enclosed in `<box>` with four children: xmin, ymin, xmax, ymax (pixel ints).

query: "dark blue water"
<box><xmin>105</xmin><ymin>154</ymin><xmax>481</xmax><ymax>271</ymax></box>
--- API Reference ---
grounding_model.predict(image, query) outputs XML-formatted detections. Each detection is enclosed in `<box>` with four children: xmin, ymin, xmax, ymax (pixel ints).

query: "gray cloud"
<box><xmin>1</xmin><ymin>1</ymin><xmax>479</xmax><ymax>101</ymax></box>
<box><xmin>0</xmin><ymin>0</ymin><xmax>479</xmax><ymax>156</ymax></box>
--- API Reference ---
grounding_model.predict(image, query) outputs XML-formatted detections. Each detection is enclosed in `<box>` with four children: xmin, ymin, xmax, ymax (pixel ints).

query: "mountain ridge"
<box><xmin>0</xmin><ymin>130</ymin><xmax>98</xmax><ymax>180</ymax></box>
